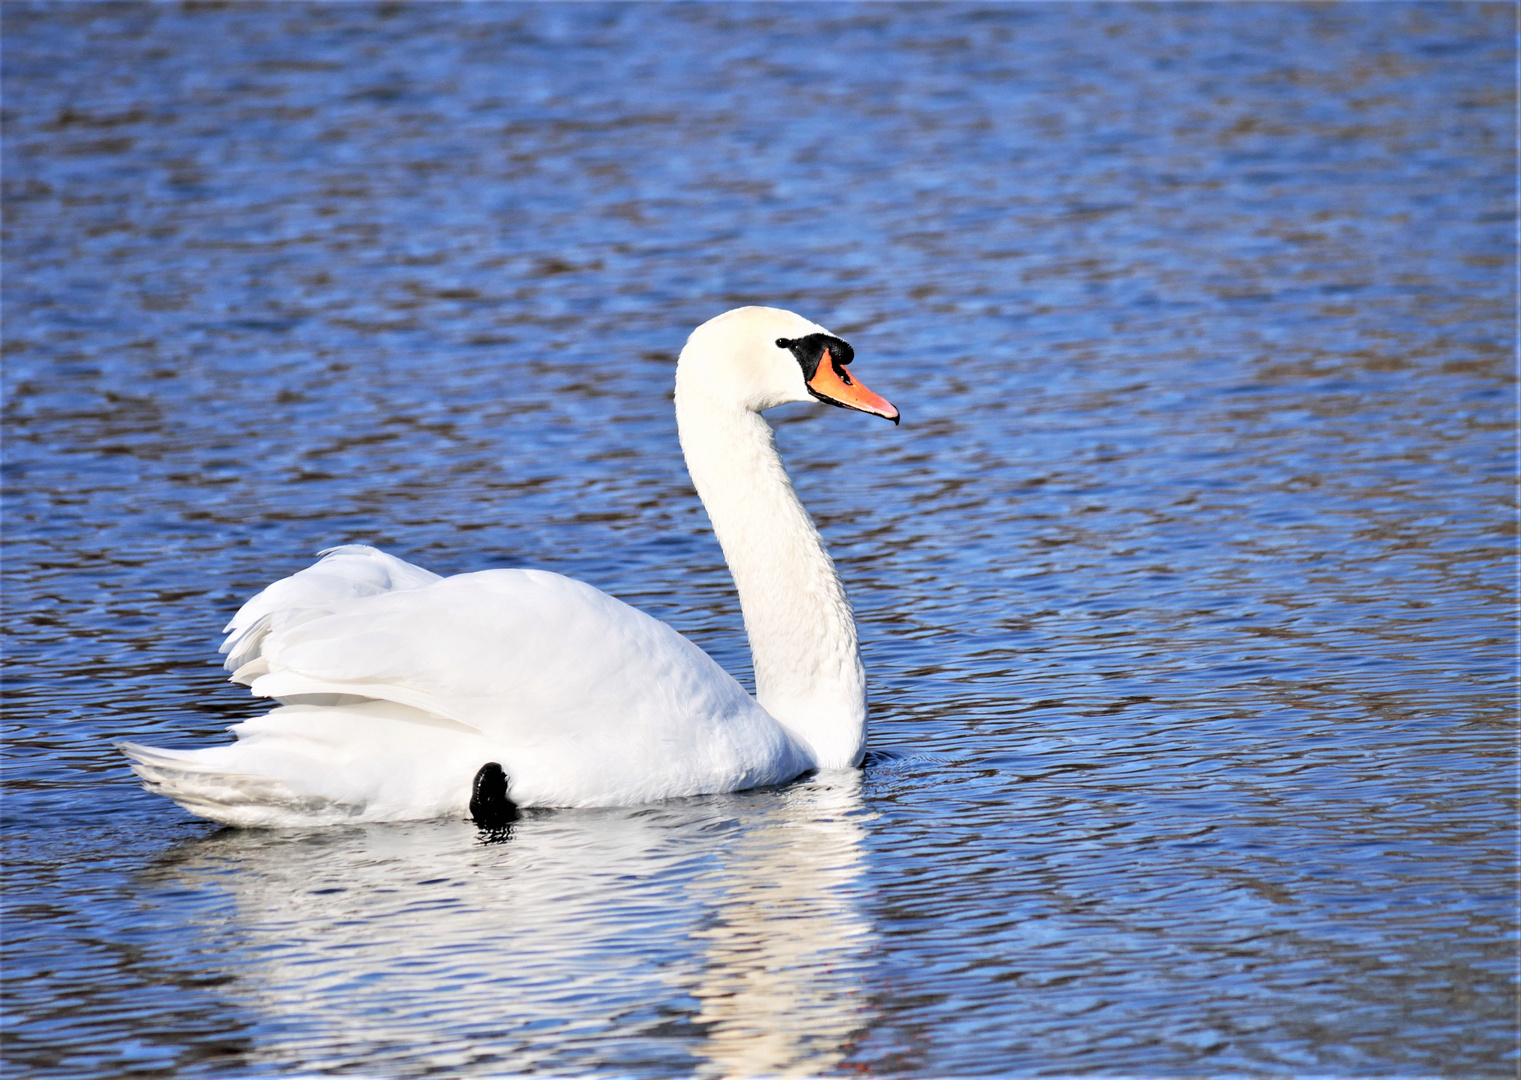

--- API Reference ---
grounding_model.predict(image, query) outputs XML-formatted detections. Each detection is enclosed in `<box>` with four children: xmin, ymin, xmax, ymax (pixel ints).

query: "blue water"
<box><xmin>2</xmin><ymin>3</ymin><xmax>1513</xmax><ymax>1076</ymax></box>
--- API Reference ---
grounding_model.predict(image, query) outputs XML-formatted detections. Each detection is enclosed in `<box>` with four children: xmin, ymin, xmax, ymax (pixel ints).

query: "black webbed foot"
<box><xmin>469</xmin><ymin>762</ymin><xmax>519</xmax><ymax>829</ymax></box>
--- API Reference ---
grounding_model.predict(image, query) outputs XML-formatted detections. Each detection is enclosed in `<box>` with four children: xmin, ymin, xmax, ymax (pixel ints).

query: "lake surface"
<box><xmin>2</xmin><ymin>3</ymin><xmax>1513</xmax><ymax>1076</ymax></box>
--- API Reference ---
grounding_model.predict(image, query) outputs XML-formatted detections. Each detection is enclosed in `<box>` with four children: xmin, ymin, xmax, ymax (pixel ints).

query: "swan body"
<box><xmin>121</xmin><ymin>307</ymin><xmax>898</xmax><ymax>826</ymax></box>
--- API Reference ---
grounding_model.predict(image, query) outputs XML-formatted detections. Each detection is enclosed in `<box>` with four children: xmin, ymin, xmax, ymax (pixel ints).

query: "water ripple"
<box><xmin>2</xmin><ymin>3</ymin><xmax>1512</xmax><ymax>1077</ymax></box>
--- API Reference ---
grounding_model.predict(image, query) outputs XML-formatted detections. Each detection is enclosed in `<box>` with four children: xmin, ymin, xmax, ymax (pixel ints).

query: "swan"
<box><xmin>120</xmin><ymin>306</ymin><xmax>899</xmax><ymax>827</ymax></box>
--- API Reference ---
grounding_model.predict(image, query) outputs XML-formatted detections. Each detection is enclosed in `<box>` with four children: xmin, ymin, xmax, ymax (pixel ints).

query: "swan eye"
<box><xmin>776</xmin><ymin>333</ymin><xmax>855</xmax><ymax>382</ymax></box>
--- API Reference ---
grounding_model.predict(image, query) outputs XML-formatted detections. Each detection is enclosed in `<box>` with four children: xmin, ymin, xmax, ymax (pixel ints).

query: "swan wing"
<box><xmin>125</xmin><ymin>549</ymin><xmax>807</xmax><ymax>820</ymax></box>
<box><xmin>221</xmin><ymin>544</ymin><xmax>442</xmax><ymax>675</ymax></box>
<box><xmin>243</xmin><ymin>567</ymin><xmax>804</xmax><ymax>803</ymax></box>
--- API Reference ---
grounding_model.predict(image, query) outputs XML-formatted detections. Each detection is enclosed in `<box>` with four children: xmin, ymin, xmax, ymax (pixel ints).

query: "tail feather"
<box><xmin>118</xmin><ymin>740</ymin><xmax>364</xmax><ymax>827</ymax></box>
<box><xmin>117</xmin><ymin>698</ymin><xmax>491</xmax><ymax>827</ymax></box>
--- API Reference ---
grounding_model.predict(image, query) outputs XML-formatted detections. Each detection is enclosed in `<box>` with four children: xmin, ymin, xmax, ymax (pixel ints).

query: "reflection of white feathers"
<box><xmin>121</xmin><ymin>307</ymin><xmax>893</xmax><ymax>825</ymax></box>
<box><xmin>145</xmin><ymin>773</ymin><xmax>875</xmax><ymax>1078</ymax></box>
<box><xmin>690</xmin><ymin>774</ymin><xmax>874</xmax><ymax>1079</ymax></box>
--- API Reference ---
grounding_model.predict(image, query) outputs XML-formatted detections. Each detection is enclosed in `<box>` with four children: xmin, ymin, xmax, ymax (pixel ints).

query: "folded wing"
<box><xmin>123</xmin><ymin>546</ymin><xmax>805</xmax><ymax>822</ymax></box>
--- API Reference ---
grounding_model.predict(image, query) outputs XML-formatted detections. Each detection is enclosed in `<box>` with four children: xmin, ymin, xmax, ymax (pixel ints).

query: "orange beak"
<box><xmin>806</xmin><ymin>349</ymin><xmax>900</xmax><ymax>424</ymax></box>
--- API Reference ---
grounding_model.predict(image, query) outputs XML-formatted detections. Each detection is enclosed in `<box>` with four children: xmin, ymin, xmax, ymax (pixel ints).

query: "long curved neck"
<box><xmin>674</xmin><ymin>391</ymin><xmax>867</xmax><ymax>769</ymax></box>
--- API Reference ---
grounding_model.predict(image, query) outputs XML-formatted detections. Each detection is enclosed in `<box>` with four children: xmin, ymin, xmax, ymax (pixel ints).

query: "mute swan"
<box><xmin>120</xmin><ymin>307</ymin><xmax>898</xmax><ymax>827</ymax></box>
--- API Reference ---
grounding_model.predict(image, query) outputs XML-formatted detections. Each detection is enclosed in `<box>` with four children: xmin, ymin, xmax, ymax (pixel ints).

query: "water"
<box><xmin>2</xmin><ymin>3</ymin><xmax>1513</xmax><ymax>1076</ymax></box>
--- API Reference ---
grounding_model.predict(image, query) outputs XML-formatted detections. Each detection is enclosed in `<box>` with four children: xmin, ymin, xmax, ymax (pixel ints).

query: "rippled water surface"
<box><xmin>3</xmin><ymin>3</ymin><xmax>1514</xmax><ymax>1077</ymax></box>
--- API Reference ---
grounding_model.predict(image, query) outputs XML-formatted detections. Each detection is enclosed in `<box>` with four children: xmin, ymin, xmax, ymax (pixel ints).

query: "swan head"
<box><xmin>677</xmin><ymin>307</ymin><xmax>899</xmax><ymax>424</ymax></box>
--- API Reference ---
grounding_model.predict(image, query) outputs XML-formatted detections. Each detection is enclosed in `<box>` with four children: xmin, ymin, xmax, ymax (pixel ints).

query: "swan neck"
<box><xmin>674</xmin><ymin>392</ymin><xmax>866</xmax><ymax>770</ymax></box>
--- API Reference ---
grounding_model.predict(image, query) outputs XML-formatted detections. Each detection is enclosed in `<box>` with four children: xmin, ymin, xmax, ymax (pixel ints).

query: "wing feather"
<box><xmin>126</xmin><ymin>547</ymin><xmax>807</xmax><ymax>818</ymax></box>
<box><xmin>221</xmin><ymin>545</ymin><xmax>441</xmax><ymax>676</ymax></box>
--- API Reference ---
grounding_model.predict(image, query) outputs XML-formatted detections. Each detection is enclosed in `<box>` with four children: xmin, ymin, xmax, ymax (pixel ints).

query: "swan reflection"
<box><xmin>145</xmin><ymin>772</ymin><xmax>875</xmax><ymax>1078</ymax></box>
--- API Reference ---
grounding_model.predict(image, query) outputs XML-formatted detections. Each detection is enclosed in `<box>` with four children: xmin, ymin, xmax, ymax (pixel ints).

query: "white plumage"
<box><xmin>120</xmin><ymin>307</ymin><xmax>897</xmax><ymax>826</ymax></box>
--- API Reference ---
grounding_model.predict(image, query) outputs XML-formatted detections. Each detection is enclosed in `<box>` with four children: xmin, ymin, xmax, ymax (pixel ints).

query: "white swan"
<box><xmin>120</xmin><ymin>306</ymin><xmax>899</xmax><ymax>827</ymax></box>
